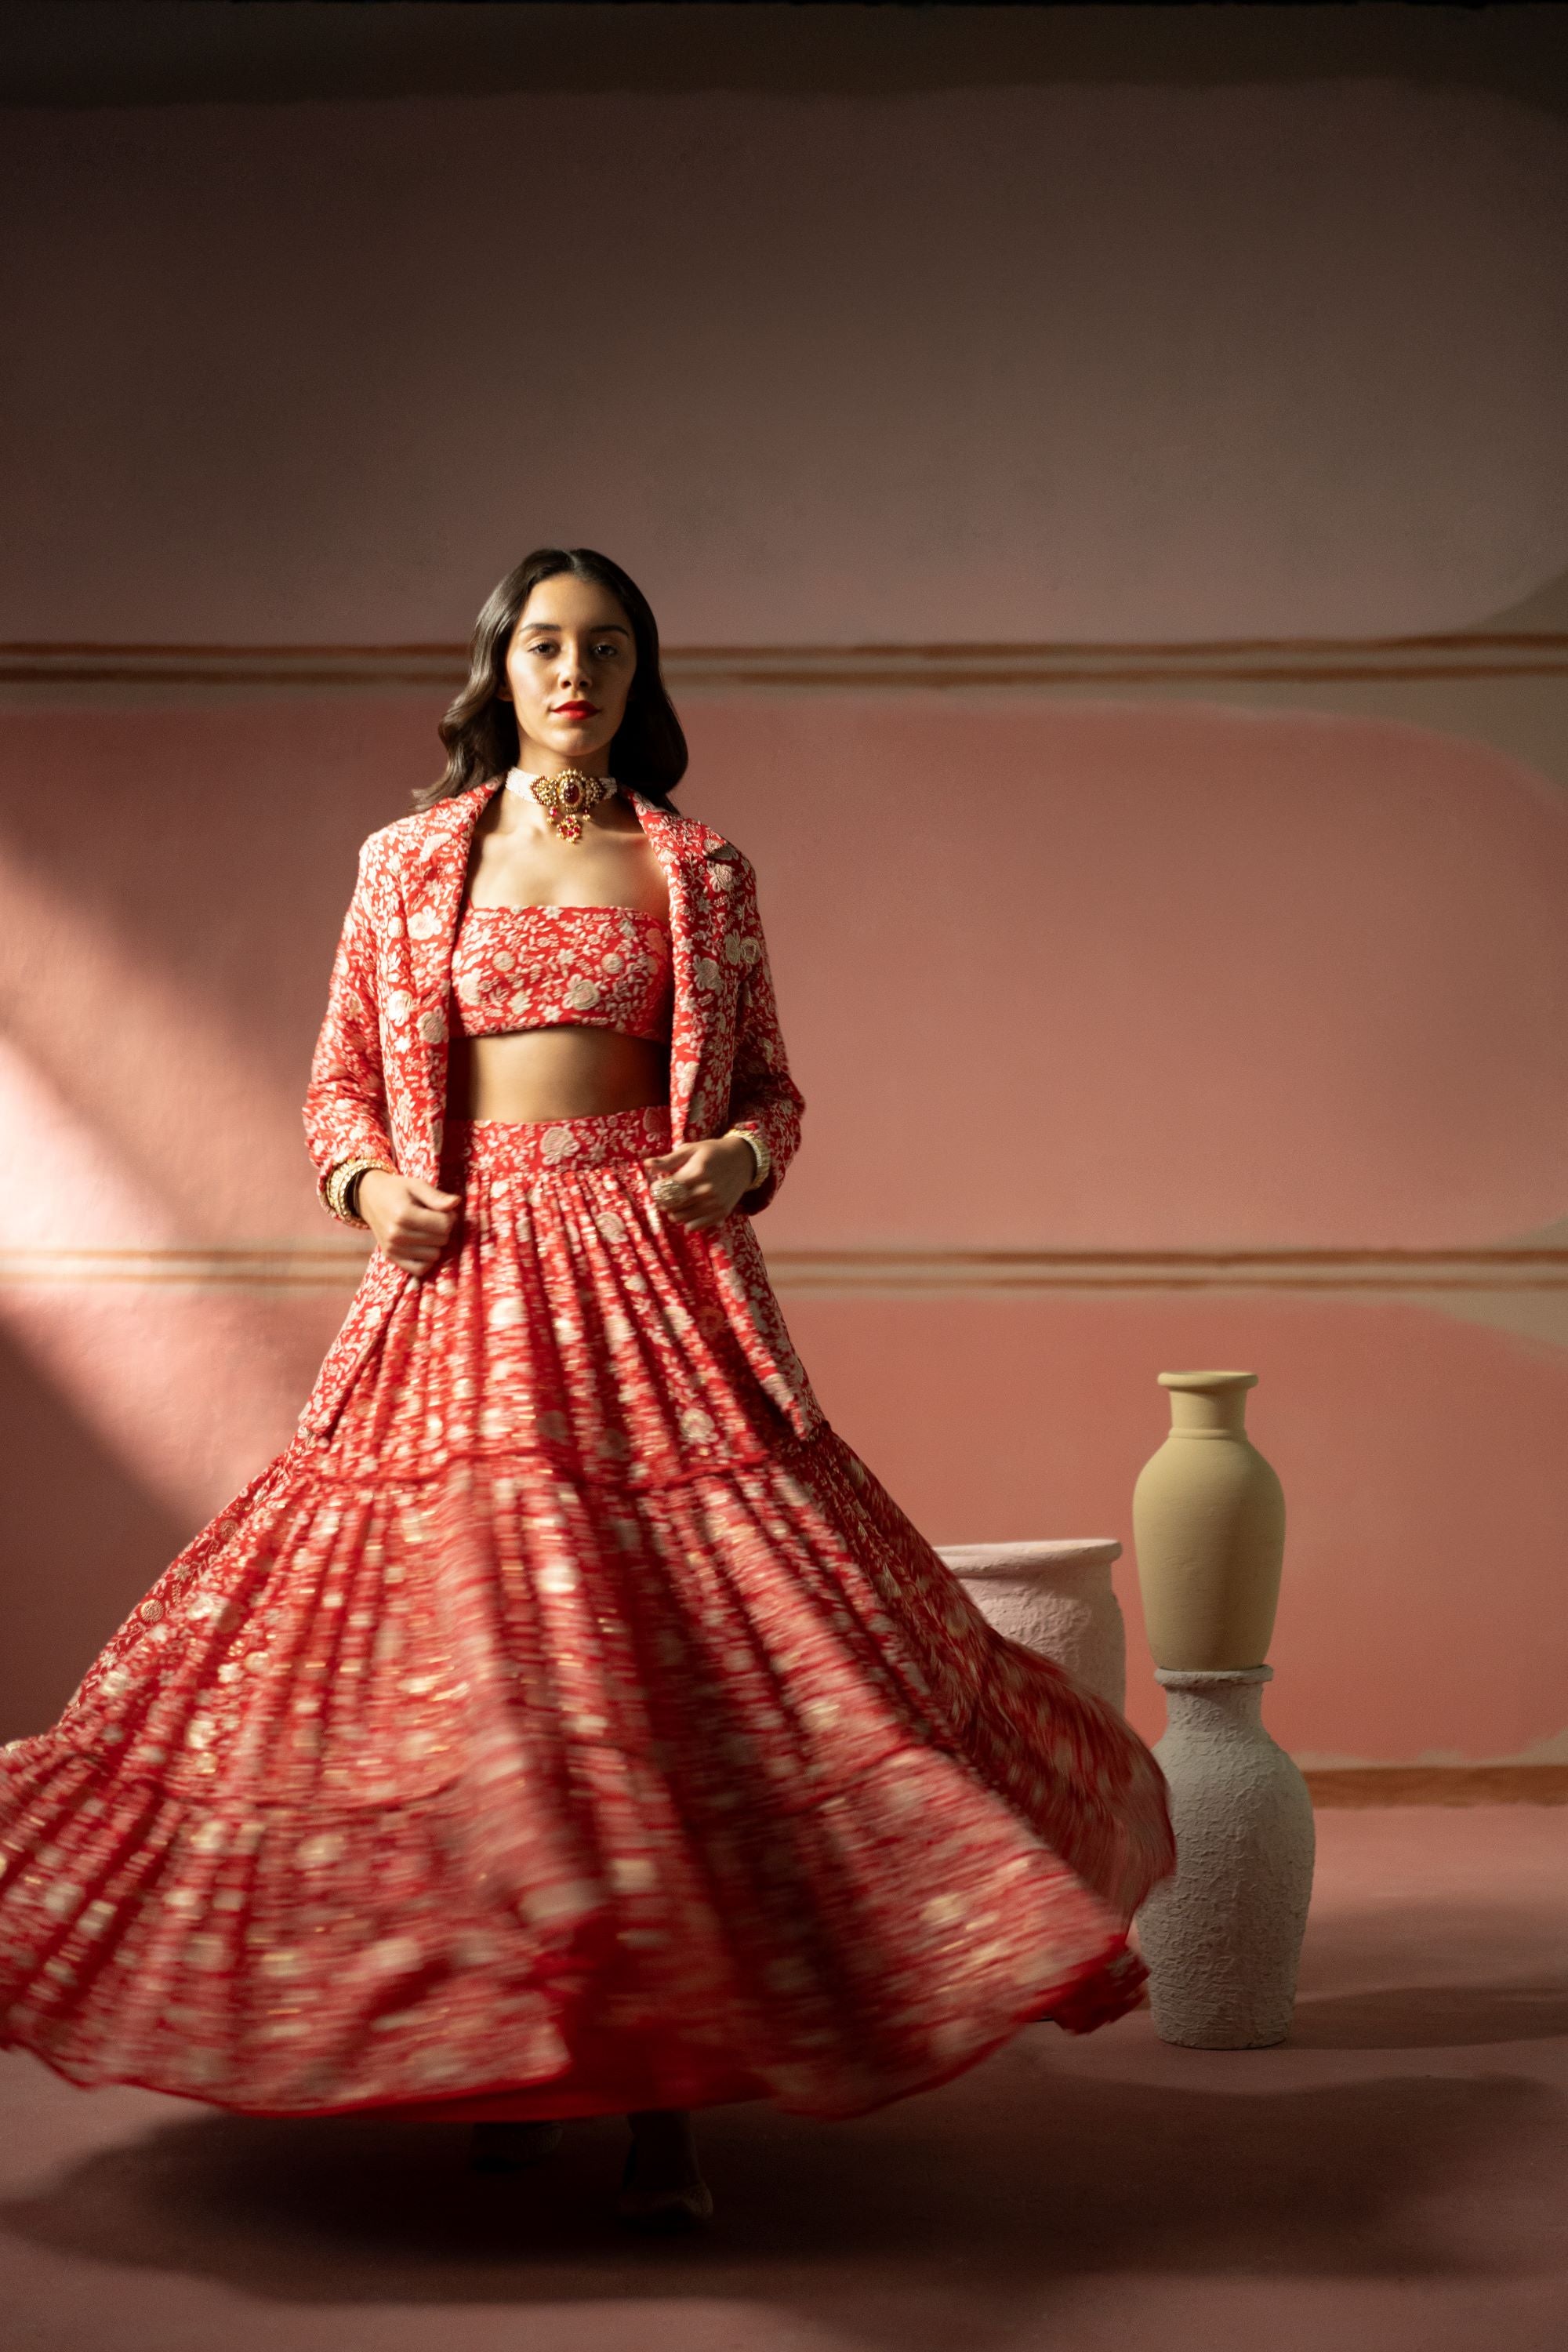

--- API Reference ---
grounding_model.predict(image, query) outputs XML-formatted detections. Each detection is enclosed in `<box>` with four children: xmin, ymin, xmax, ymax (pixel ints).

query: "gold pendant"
<box><xmin>530</xmin><ymin>768</ymin><xmax>609</xmax><ymax>844</ymax></box>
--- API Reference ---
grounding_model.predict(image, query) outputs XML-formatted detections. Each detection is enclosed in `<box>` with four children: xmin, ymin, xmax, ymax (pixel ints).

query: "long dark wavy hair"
<box><xmin>419</xmin><ymin>547</ymin><xmax>688</xmax><ymax>810</ymax></box>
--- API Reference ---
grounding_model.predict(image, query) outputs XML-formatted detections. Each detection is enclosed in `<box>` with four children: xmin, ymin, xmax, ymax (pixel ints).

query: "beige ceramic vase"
<box><xmin>1132</xmin><ymin>1369</ymin><xmax>1313</xmax><ymax>2048</ymax></box>
<box><xmin>1132</xmin><ymin>1370</ymin><xmax>1285</xmax><ymax>1670</ymax></box>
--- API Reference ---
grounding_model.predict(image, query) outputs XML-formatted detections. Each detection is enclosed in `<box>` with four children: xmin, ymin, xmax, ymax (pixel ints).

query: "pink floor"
<box><xmin>2</xmin><ymin>1806</ymin><xmax>1565</xmax><ymax>2352</ymax></box>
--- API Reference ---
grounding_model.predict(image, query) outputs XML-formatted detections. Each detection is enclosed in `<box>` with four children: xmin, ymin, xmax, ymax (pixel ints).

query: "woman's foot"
<box><xmin>468</xmin><ymin>2120</ymin><xmax>564</xmax><ymax>2173</ymax></box>
<box><xmin>615</xmin><ymin>2108</ymin><xmax>713</xmax><ymax>2231</ymax></box>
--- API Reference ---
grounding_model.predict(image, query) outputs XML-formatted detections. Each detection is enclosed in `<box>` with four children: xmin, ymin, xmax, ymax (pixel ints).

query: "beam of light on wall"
<box><xmin>0</xmin><ymin>841</ymin><xmax>309</xmax><ymax>1241</ymax></box>
<box><xmin>0</xmin><ymin>1037</ymin><xmax>323</xmax><ymax>1521</ymax></box>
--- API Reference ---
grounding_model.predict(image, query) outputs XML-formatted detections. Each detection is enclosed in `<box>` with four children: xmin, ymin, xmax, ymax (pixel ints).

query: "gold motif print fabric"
<box><xmin>0</xmin><ymin>1111</ymin><xmax>1173</xmax><ymax>2122</ymax></box>
<box><xmin>450</xmin><ymin>902</ymin><xmax>673</xmax><ymax>1044</ymax></box>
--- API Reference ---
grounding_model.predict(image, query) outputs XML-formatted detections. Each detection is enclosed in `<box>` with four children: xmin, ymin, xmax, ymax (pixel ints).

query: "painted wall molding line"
<box><xmin>3</xmin><ymin>1243</ymin><xmax>1566</xmax><ymax>1294</ymax></box>
<box><xmin>763</xmin><ymin>1246</ymin><xmax>1568</xmax><ymax>1294</ymax></box>
<box><xmin>5</xmin><ymin>637</ymin><xmax>1568</xmax><ymax>692</ymax></box>
<box><xmin>0</xmin><ymin>1245</ymin><xmax>372</xmax><ymax>1290</ymax></box>
<box><xmin>1305</xmin><ymin>1765</ymin><xmax>1568</xmax><ymax>1807</ymax></box>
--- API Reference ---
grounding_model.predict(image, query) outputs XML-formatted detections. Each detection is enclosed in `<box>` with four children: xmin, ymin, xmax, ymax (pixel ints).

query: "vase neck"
<box><xmin>1167</xmin><ymin>1388</ymin><xmax>1251</xmax><ymax>1439</ymax></box>
<box><xmin>1156</xmin><ymin>1667</ymin><xmax>1272</xmax><ymax>1732</ymax></box>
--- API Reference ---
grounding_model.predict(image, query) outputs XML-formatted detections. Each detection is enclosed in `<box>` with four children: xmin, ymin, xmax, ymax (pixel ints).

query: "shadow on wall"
<box><xmin>0</xmin><ymin>1322</ymin><xmax>188</xmax><ymax>1739</ymax></box>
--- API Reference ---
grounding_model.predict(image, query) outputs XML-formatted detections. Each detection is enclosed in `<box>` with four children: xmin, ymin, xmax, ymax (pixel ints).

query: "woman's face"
<box><xmin>503</xmin><ymin>572</ymin><xmax>637</xmax><ymax>773</ymax></box>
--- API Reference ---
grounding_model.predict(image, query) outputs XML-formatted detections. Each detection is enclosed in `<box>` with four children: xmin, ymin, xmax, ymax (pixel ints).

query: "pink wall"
<box><xmin>789</xmin><ymin>1290</ymin><xmax>1568</xmax><ymax>1764</ymax></box>
<box><xmin>691</xmin><ymin>699</ymin><xmax>1568</xmax><ymax>1252</ymax></box>
<box><xmin>2</xmin><ymin>82</ymin><xmax>1567</xmax><ymax>644</ymax></box>
<box><xmin>3</xmin><ymin>689</ymin><xmax>1564</xmax><ymax>1766</ymax></box>
<box><xmin>2</xmin><ymin>72</ymin><xmax>1566</xmax><ymax>1768</ymax></box>
<box><xmin>7</xmin><ymin>693</ymin><xmax>1562</xmax><ymax>1252</ymax></box>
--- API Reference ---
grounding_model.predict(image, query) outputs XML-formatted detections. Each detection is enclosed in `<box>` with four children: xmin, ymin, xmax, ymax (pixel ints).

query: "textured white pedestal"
<box><xmin>938</xmin><ymin>1539</ymin><xmax>1127</xmax><ymax>1713</ymax></box>
<box><xmin>1135</xmin><ymin>1665</ymin><xmax>1316</xmax><ymax>2048</ymax></box>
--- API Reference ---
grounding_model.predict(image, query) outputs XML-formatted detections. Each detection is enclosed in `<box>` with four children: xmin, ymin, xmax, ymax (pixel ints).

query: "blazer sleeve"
<box><xmin>302</xmin><ymin>841</ymin><xmax>397</xmax><ymax>1207</ymax></box>
<box><xmin>724</xmin><ymin>857</ymin><xmax>804</xmax><ymax>1214</ymax></box>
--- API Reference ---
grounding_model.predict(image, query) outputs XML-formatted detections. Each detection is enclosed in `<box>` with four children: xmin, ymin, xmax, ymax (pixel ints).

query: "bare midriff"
<box><xmin>448</xmin><ymin>1028</ymin><xmax>671</xmax><ymax>1124</ymax></box>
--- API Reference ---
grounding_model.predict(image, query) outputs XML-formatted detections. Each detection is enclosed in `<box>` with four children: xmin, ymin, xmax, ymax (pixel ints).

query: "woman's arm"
<box><xmin>724</xmin><ymin>858</ymin><xmax>804</xmax><ymax>1214</ymax></box>
<box><xmin>302</xmin><ymin>843</ymin><xmax>397</xmax><ymax>1210</ymax></box>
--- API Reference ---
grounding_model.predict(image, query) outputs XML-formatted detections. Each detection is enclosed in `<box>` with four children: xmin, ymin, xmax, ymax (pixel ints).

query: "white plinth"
<box><xmin>938</xmin><ymin>1539</ymin><xmax>1127</xmax><ymax>1713</ymax></box>
<box><xmin>1135</xmin><ymin>1666</ymin><xmax>1316</xmax><ymax>2049</ymax></box>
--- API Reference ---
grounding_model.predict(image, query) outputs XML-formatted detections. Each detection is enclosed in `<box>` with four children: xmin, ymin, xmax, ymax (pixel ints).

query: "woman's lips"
<box><xmin>554</xmin><ymin>702</ymin><xmax>597</xmax><ymax>717</ymax></box>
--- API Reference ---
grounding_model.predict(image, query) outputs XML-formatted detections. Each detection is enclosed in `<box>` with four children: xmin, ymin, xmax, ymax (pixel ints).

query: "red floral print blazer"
<box><xmin>299</xmin><ymin>779</ymin><xmax>818</xmax><ymax>1443</ymax></box>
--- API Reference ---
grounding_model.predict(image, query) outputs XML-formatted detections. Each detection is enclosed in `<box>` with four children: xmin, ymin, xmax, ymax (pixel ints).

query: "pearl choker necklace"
<box><xmin>505</xmin><ymin>766</ymin><xmax>618</xmax><ymax>844</ymax></box>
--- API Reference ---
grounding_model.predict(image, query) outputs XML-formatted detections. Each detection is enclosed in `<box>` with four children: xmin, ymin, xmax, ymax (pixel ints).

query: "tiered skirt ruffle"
<box><xmin>0</xmin><ymin>1109</ymin><xmax>1173</xmax><ymax>2119</ymax></box>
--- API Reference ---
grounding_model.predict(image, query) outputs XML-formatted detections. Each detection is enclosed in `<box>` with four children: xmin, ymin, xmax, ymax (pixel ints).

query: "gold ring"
<box><xmin>652</xmin><ymin>1177</ymin><xmax>688</xmax><ymax>1208</ymax></box>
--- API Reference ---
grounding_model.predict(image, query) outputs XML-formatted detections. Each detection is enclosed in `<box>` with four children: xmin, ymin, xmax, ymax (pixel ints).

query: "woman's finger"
<box><xmin>396</xmin><ymin>1199</ymin><xmax>456</xmax><ymax>1232</ymax></box>
<box><xmin>405</xmin><ymin>1179</ymin><xmax>460</xmax><ymax>1210</ymax></box>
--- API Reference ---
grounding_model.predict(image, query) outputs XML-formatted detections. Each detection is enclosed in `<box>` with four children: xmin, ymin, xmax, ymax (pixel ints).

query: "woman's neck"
<box><xmin>513</xmin><ymin>741</ymin><xmax>615</xmax><ymax>779</ymax></box>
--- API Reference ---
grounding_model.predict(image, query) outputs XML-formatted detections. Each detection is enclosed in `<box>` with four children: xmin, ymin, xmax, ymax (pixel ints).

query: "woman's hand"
<box><xmin>357</xmin><ymin>1171</ymin><xmax>460</xmax><ymax>1274</ymax></box>
<box><xmin>644</xmin><ymin>1136</ymin><xmax>756</xmax><ymax>1232</ymax></box>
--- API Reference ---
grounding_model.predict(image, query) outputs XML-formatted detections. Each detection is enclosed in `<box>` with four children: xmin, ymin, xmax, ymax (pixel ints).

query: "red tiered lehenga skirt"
<box><xmin>0</xmin><ymin>1109</ymin><xmax>1174</xmax><ymax>2120</ymax></box>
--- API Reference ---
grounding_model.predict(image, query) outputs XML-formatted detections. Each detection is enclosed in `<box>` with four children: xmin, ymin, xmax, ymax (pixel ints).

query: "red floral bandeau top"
<box><xmin>450</xmin><ymin>901</ymin><xmax>673</xmax><ymax>1044</ymax></box>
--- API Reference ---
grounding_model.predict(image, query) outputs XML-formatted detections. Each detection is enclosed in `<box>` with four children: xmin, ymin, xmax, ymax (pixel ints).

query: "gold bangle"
<box><xmin>727</xmin><ymin>1126</ymin><xmax>771</xmax><ymax>1192</ymax></box>
<box><xmin>323</xmin><ymin>1159</ymin><xmax>361</xmax><ymax>1225</ymax></box>
<box><xmin>344</xmin><ymin>1163</ymin><xmax>394</xmax><ymax>1225</ymax></box>
<box><xmin>324</xmin><ymin>1156</ymin><xmax>394</xmax><ymax>1229</ymax></box>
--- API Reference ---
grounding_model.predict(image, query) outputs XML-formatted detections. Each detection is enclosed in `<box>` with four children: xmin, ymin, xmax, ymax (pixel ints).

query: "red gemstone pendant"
<box><xmin>530</xmin><ymin>768</ymin><xmax>607</xmax><ymax>845</ymax></box>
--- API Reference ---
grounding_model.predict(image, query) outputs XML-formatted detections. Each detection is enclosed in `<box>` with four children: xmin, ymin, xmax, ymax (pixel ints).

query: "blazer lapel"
<box><xmin>401</xmin><ymin>779</ymin><xmax>502</xmax><ymax>1171</ymax></box>
<box><xmin>631</xmin><ymin>793</ymin><xmax>733</xmax><ymax>1143</ymax></box>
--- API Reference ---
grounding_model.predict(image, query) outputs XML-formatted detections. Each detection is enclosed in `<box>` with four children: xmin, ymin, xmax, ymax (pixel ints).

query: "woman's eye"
<box><xmin>592</xmin><ymin>641</ymin><xmax>622</xmax><ymax>659</ymax></box>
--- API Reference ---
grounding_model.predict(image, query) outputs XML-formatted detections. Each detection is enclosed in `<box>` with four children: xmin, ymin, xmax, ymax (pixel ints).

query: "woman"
<box><xmin>0</xmin><ymin>548</ymin><xmax>1173</xmax><ymax>2230</ymax></box>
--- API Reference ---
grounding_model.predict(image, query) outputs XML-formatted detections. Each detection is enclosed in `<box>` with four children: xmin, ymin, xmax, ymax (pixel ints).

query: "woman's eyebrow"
<box><xmin>519</xmin><ymin>619</ymin><xmax>630</xmax><ymax>636</ymax></box>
